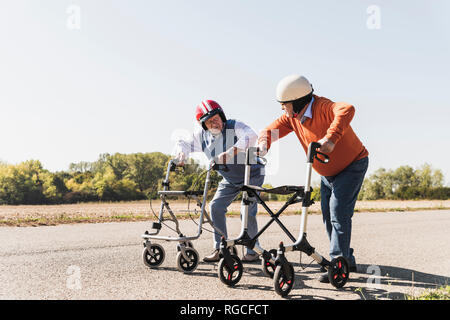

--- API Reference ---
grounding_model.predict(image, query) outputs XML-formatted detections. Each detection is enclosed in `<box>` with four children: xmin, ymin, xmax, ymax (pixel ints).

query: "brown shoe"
<box><xmin>241</xmin><ymin>253</ymin><xmax>260</xmax><ymax>263</ymax></box>
<box><xmin>203</xmin><ymin>249</ymin><xmax>221</xmax><ymax>263</ymax></box>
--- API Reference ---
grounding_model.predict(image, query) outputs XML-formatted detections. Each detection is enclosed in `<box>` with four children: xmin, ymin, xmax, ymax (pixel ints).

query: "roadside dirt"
<box><xmin>1</xmin><ymin>200</ymin><xmax>449</xmax><ymax>227</ymax></box>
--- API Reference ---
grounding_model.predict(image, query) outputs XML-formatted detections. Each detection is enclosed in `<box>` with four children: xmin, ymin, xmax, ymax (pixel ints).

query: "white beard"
<box><xmin>209</xmin><ymin>128</ymin><xmax>222</xmax><ymax>136</ymax></box>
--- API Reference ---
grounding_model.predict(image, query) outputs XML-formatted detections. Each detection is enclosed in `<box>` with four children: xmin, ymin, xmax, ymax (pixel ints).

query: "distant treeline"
<box><xmin>0</xmin><ymin>153</ymin><xmax>221</xmax><ymax>205</ymax></box>
<box><xmin>0</xmin><ymin>153</ymin><xmax>448</xmax><ymax>205</ymax></box>
<box><xmin>357</xmin><ymin>164</ymin><xmax>450</xmax><ymax>200</ymax></box>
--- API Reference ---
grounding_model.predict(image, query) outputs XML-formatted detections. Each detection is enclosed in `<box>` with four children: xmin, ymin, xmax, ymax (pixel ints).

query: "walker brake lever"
<box><xmin>256</xmin><ymin>156</ymin><xmax>267</xmax><ymax>166</ymax></box>
<box><xmin>314</xmin><ymin>151</ymin><xmax>329</xmax><ymax>164</ymax></box>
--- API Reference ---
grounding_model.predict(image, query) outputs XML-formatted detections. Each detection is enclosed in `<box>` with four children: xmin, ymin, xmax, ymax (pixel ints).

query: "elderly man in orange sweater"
<box><xmin>258</xmin><ymin>75</ymin><xmax>369</xmax><ymax>283</ymax></box>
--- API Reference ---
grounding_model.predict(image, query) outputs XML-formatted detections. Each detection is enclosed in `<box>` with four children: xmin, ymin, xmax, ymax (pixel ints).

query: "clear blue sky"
<box><xmin>1</xmin><ymin>1</ymin><xmax>449</xmax><ymax>187</ymax></box>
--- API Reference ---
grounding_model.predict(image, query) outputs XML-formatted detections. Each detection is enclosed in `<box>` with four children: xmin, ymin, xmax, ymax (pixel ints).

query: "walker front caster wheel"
<box><xmin>176</xmin><ymin>247</ymin><xmax>199</xmax><ymax>273</ymax></box>
<box><xmin>328</xmin><ymin>257</ymin><xmax>349</xmax><ymax>288</ymax></box>
<box><xmin>177</xmin><ymin>241</ymin><xmax>194</xmax><ymax>252</ymax></box>
<box><xmin>273</xmin><ymin>263</ymin><xmax>295</xmax><ymax>297</ymax></box>
<box><xmin>262</xmin><ymin>249</ymin><xmax>278</xmax><ymax>278</ymax></box>
<box><xmin>142</xmin><ymin>243</ymin><xmax>165</xmax><ymax>268</ymax></box>
<box><xmin>218</xmin><ymin>255</ymin><xmax>243</xmax><ymax>287</ymax></box>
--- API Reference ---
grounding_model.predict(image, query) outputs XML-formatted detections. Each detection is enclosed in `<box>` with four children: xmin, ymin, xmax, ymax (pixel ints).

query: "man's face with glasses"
<box><xmin>204</xmin><ymin>114</ymin><xmax>224</xmax><ymax>135</ymax></box>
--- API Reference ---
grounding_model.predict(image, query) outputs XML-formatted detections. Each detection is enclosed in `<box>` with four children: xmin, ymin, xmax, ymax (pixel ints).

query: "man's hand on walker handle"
<box><xmin>175</xmin><ymin>152</ymin><xmax>186</xmax><ymax>166</ymax></box>
<box><xmin>257</xmin><ymin>142</ymin><xmax>268</xmax><ymax>157</ymax></box>
<box><xmin>318</xmin><ymin>137</ymin><xmax>335</xmax><ymax>154</ymax></box>
<box><xmin>216</xmin><ymin>147</ymin><xmax>239</xmax><ymax>164</ymax></box>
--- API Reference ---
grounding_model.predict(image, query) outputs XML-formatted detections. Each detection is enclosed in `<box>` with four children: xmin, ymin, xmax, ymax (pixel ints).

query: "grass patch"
<box><xmin>0</xmin><ymin>215</ymin><xmax>153</xmax><ymax>227</ymax></box>
<box><xmin>406</xmin><ymin>286</ymin><xmax>450</xmax><ymax>300</ymax></box>
<box><xmin>1</xmin><ymin>205</ymin><xmax>449</xmax><ymax>227</ymax></box>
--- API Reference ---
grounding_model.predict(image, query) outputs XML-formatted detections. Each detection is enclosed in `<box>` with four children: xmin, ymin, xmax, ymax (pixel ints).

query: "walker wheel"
<box><xmin>177</xmin><ymin>241</ymin><xmax>194</xmax><ymax>251</ymax></box>
<box><xmin>142</xmin><ymin>243</ymin><xmax>165</xmax><ymax>268</ymax></box>
<box><xmin>176</xmin><ymin>247</ymin><xmax>199</xmax><ymax>273</ymax></box>
<box><xmin>328</xmin><ymin>257</ymin><xmax>349</xmax><ymax>288</ymax></box>
<box><xmin>218</xmin><ymin>255</ymin><xmax>243</xmax><ymax>287</ymax></box>
<box><xmin>273</xmin><ymin>263</ymin><xmax>295</xmax><ymax>297</ymax></box>
<box><xmin>262</xmin><ymin>249</ymin><xmax>277</xmax><ymax>278</ymax></box>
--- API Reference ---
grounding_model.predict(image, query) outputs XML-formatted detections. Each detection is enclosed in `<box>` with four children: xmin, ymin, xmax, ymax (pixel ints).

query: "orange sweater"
<box><xmin>258</xmin><ymin>95</ymin><xmax>369</xmax><ymax>177</ymax></box>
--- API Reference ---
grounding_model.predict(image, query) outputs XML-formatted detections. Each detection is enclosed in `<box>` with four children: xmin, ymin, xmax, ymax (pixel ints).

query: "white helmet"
<box><xmin>276</xmin><ymin>74</ymin><xmax>313</xmax><ymax>103</ymax></box>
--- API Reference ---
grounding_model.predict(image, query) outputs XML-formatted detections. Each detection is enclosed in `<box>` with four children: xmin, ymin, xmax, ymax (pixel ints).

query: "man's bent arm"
<box><xmin>257</xmin><ymin>115</ymin><xmax>293</xmax><ymax>151</ymax></box>
<box><xmin>325</xmin><ymin>102</ymin><xmax>355</xmax><ymax>144</ymax></box>
<box><xmin>172</xmin><ymin>129</ymin><xmax>203</xmax><ymax>159</ymax></box>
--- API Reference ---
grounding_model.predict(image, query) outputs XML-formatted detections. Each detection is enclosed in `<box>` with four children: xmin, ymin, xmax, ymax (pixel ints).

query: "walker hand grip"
<box><xmin>253</xmin><ymin>147</ymin><xmax>267</xmax><ymax>166</ymax></box>
<box><xmin>307</xmin><ymin>142</ymin><xmax>330</xmax><ymax>164</ymax></box>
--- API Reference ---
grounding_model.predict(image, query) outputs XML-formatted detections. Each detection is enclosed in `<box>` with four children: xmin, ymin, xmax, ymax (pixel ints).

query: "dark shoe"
<box><xmin>349</xmin><ymin>265</ymin><xmax>357</xmax><ymax>273</ymax></box>
<box><xmin>241</xmin><ymin>253</ymin><xmax>260</xmax><ymax>263</ymax></box>
<box><xmin>318</xmin><ymin>272</ymin><xmax>330</xmax><ymax>283</ymax></box>
<box><xmin>203</xmin><ymin>249</ymin><xmax>221</xmax><ymax>263</ymax></box>
<box><xmin>319</xmin><ymin>266</ymin><xmax>327</xmax><ymax>273</ymax></box>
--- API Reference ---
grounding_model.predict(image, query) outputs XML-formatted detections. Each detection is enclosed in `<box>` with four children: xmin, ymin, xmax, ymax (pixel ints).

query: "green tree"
<box><xmin>126</xmin><ymin>152</ymin><xmax>169</xmax><ymax>197</ymax></box>
<box><xmin>42</xmin><ymin>171</ymin><xmax>69</xmax><ymax>204</ymax></box>
<box><xmin>0</xmin><ymin>160</ymin><xmax>46</xmax><ymax>204</ymax></box>
<box><xmin>359</xmin><ymin>164</ymin><xmax>448</xmax><ymax>200</ymax></box>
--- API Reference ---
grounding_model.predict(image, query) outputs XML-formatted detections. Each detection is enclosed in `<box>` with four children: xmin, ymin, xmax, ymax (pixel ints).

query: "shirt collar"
<box><xmin>300</xmin><ymin>96</ymin><xmax>314</xmax><ymax>124</ymax></box>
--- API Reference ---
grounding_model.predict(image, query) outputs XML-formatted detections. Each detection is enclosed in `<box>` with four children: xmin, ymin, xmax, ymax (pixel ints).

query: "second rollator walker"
<box><xmin>217</xmin><ymin>143</ymin><xmax>350</xmax><ymax>297</ymax></box>
<box><xmin>141</xmin><ymin>157</ymin><xmax>234</xmax><ymax>273</ymax></box>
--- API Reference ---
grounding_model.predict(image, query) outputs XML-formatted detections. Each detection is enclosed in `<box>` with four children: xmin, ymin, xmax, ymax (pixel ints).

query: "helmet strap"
<box><xmin>292</xmin><ymin>92</ymin><xmax>313</xmax><ymax>115</ymax></box>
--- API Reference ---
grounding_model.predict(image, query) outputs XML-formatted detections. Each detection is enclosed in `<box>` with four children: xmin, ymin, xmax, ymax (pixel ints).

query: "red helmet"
<box><xmin>195</xmin><ymin>100</ymin><xmax>227</xmax><ymax>130</ymax></box>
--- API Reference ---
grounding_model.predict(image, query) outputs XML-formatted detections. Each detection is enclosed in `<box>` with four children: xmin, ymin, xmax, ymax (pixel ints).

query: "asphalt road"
<box><xmin>1</xmin><ymin>210</ymin><xmax>449</xmax><ymax>300</ymax></box>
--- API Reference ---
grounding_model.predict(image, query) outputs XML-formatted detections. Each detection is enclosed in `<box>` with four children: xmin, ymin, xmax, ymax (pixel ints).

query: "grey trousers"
<box><xmin>210</xmin><ymin>175</ymin><xmax>265</xmax><ymax>255</ymax></box>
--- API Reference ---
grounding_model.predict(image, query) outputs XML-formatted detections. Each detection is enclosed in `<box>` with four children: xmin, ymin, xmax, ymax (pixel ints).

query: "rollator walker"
<box><xmin>217</xmin><ymin>143</ymin><xmax>350</xmax><ymax>297</ymax></box>
<box><xmin>141</xmin><ymin>158</ymin><xmax>235</xmax><ymax>273</ymax></box>
<box><xmin>270</xmin><ymin>142</ymin><xmax>350</xmax><ymax>297</ymax></box>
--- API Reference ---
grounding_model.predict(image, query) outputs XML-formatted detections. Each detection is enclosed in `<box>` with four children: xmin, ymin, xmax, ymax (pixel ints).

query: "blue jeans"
<box><xmin>210</xmin><ymin>174</ymin><xmax>265</xmax><ymax>255</ymax></box>
<box><xmin>320</xmin><ymin>157</ymin><xmax>368</xmax><ymax>267</ymax></box>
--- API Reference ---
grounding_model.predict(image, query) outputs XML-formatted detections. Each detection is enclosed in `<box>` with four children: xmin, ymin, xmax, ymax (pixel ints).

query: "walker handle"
<box><xmin>211</xmin><ymin>158</ymin><xmax>230</xmax><ymax>172</ymax></box>
<box><xmin>169</xmin><ymin>159</ymin><xmax>179</xmax><ymax>171</ymax></box>
<box><xmin>246</xmin><ymin>147</ymin><xmax>267</xmax><ymax>166</ymax></box>
<box><xmin>307</xmin><ymin>142</ymin><xmax>330</xmax><ymax>164</ymax></box>
<box><xmin>255</xmin><ymin>147</ymin><xmax>268</xmax><ymax>166</ymax></box>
